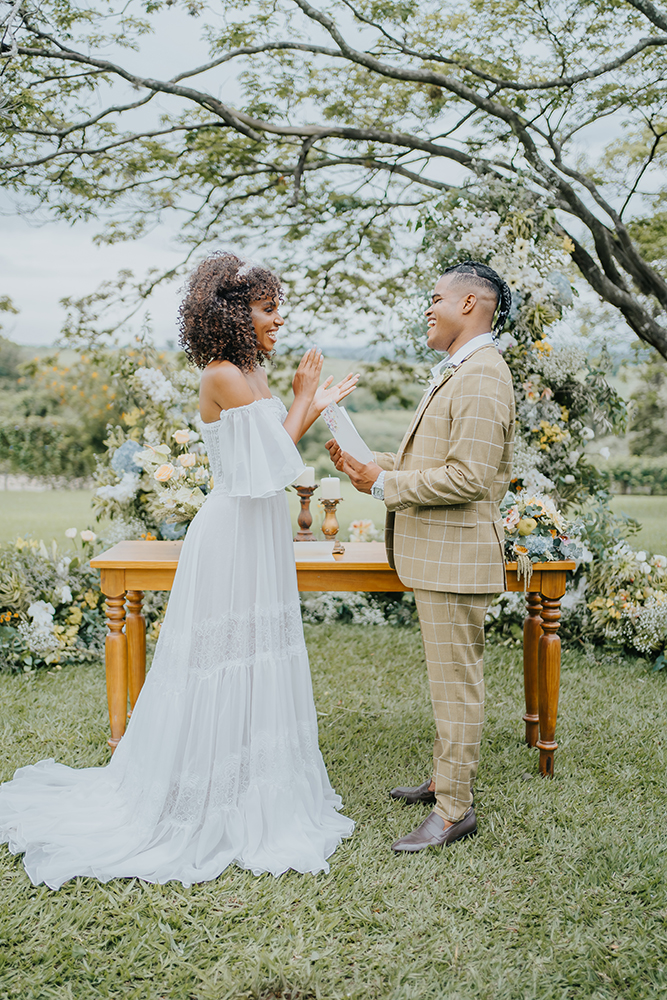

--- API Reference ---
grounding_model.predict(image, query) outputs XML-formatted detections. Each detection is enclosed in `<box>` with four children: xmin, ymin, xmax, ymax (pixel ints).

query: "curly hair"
<box><xmin>178</xmin><ymin>251</ymin><xmax>283</xmax><ymax>371</ymax></box>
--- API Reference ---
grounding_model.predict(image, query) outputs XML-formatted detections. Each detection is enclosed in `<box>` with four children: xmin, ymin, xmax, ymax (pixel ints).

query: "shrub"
<box><xmin>602</xmin><ymin>456</ymin><xmax>667</xmax><ymax>495</ymax></box>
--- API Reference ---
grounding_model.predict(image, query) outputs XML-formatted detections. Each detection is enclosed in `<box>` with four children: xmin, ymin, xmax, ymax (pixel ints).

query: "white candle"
<box><xmin>294</xmin><ymin>466</ymin><xmax>315</xmax><ymax>488</ymax></box>
<box><xmin>320</xmin><ymin>476</ymin><xmax>341</xmax><ymax>499</ymax></box>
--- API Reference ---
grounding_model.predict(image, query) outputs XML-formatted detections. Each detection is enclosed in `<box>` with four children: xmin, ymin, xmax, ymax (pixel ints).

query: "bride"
<box><xmin>0</xmin><ymin>252</ymin><xmax>357</xmax><ymax>888</ymax></box>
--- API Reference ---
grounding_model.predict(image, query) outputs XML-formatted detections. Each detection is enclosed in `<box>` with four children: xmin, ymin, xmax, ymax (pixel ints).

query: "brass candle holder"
<box><xmin>294</xmin><ymin>485</ymin><xmax>318</xmax><ymax>541</ymax></box>
<box><xmin>320</xmin><ymin>498</ymin><xmax>345</xmax><ymax>556</ymax></box>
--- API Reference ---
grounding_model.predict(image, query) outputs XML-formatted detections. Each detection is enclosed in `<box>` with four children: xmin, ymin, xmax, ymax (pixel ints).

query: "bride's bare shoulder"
<box><xmin>200</xmin><ymin>361</ymin><xmax>256</xmax><ymax>418</ymax></box>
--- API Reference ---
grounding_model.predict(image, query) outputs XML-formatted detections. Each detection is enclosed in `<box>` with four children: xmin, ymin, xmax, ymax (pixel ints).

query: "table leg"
<box><xmin>536</xmin><ymin>592</ymin><xmax>562</xmax><ymax>777</ymax></box>
<box><xmin>105</xmin><ymin>593</ymin><xmax>128</xmax><ymax>750</ymax></box>
<box><xmin>126</xmin><ymin>590</ymin><xmax>146</xmax><ymax>716</ymax></box>
<box><xmin>523</xmin><ymin>593</ymin><xmax>542</xmax><ymax>746</ymax></box>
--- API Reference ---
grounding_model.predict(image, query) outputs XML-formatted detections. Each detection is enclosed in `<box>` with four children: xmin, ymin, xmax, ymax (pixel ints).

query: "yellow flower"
<box><xmin>562</xmin><ymin>236</ymin><xmax>575</xmax><ymax>254</ymax></box>
<box><xmin>84</xmin><ymin>590</ymin><xmax>99</xmax><ymax>609</ymax></box>
<box><xmin>68</xmin><ymin>606</ymin><xmax>83</xmax><ymax>625</ymax></box>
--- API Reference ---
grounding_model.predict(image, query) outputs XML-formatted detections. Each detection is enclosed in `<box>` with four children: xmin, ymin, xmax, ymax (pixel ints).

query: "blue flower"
<box><xmin>547</xmin><ymin>271</ymin><xmax>573</xmax><ymax>306</ymax></box>
<box><xmin>159</xmin><ymin>522</ymin><xmax>187</xmax><ymax>540</ymax></box>
<box><xmin>524</xmin><ymin>534</ymin><xmax>551</xmax><ymax>558</ymax></box>
<box><xmin>111</xmin><ymin>439</ymin><xmax>144</xmax><ymax>475</ymax></box>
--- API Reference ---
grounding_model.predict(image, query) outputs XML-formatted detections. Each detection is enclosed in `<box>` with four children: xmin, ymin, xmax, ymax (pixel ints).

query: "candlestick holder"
<box><xmin>320</xmin><ymin>498</ymin><xmax>345</xmax><ymax>556</ymax></box>
<box><xmin>294</xmin><ymin>485</ymin><xmax>318</xmax><ymax>541</ymax></box>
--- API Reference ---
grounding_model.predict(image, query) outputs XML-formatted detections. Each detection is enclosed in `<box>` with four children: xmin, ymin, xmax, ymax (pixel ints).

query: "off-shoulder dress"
<box><xmin>0</xmin><ymin>396</ymin><xmax>354</xmax><ymax>888</ymax></box>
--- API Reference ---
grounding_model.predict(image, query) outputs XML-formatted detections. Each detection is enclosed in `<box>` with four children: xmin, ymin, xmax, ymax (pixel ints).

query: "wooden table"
<box><xmin>91</xmin><ymin>540</ymin><xmax>574</xmax><ymax>776</ymax></box>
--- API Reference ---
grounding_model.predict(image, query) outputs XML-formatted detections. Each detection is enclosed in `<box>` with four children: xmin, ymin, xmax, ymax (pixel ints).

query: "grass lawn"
<box><xmin>1</xmin><ymin>627</ymin><xmax>666</xmax><ymax>999</ymax></box>
<box><xmin>2</xmin><ymin>490</ymin><xmax>667</xmax><ymax>556</ymax></box>
<box><xmin>609</xmin><ymin>495</ymin><xmax>667</xmax><ymax>556</ymax></box>
<box><xmin>0</xmin><ymin>490</ymin><xmax>104</xmax><ymax>549</ymax></box>
<box><xmin>0</xmin><ymin>486</ymin><xmax>385</xmax><ymax>548</ymax></box>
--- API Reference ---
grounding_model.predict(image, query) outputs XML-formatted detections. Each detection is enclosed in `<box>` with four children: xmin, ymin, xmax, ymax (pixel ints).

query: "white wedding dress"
<box><xmin>0</xmin><ymin>396</ymin><xmax>354</xmax><ymax>889</ymax></box>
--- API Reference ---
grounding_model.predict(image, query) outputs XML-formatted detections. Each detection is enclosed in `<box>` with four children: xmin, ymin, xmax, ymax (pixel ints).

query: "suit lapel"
<box><xmin>395</xmin><ymin>370</ymin><xmax>453</xmax><ymax>465</ymax></box>
<box><xmin>395</xmin><ymin>344</ymin><xmax>498</xmax><ymax>466</ymax></box>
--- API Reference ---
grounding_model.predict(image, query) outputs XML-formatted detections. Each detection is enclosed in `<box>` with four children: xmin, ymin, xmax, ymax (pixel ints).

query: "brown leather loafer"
<box><xmin>391</xmin><ymin>808</ymin><xmax>477</xmax><ymax>853</ymax></box>
<box><xmin>389</xmin><ymin>779</ymin><xmax>436</xmax><ymax>805</ymax></box>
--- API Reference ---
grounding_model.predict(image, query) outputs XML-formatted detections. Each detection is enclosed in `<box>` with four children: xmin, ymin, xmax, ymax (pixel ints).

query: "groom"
<box><xmin>326</xmin><ymin>260</ymin><xmax>515</xmax><ymax>852</ymax></box>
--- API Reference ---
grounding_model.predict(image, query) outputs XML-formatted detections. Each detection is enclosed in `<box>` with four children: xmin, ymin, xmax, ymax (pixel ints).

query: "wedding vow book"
<box><xmin>322</xmin><ymin>403</ymin><xmax>374</xmax><ymax>464</ymax></box>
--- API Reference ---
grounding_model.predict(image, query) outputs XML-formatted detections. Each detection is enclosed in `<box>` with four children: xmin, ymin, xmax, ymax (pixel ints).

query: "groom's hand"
<box><xmin>325</xmin><ymin>439</ymin><xmax>383</xmax><ymax>494</ymax></box>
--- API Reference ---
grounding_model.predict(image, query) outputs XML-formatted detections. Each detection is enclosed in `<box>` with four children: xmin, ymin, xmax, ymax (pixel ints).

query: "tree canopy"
<box><xmin>2</xmin><ymin>0</ymin><xmax>666</xmax><ymax>353</ymax></box>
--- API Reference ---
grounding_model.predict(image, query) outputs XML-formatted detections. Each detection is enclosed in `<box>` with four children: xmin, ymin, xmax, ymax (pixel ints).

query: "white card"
<box><xmin>322</xmin><ymin>403</ymin><xmax>374</xmax><ymax>464</ymax></box>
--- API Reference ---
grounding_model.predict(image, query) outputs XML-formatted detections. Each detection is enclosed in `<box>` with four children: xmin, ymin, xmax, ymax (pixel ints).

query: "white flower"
<box><xmin>636</xmin><ymin>551</ymin><xmax>647</xmax><ymax>563</ymax></box>
<box><xmin>522</xmin><ymin>469</ymin><xmax>555</xmax><ymax>493</ymax></box>
<box><xmin>581</xmin><ymin>427</ymin><xmax>595</xmax><ymax>440</ymax></box>
<box><xmin>640</xmin><ymin>562</ymin><xmax>651</xmax><ymax>575</ymax></box>
<box><xmin>95</xmin><ymin>473</ymin><xmax>140</xmax><ymax>503</ymax></box>
<box><xmin>568</xmin><ymin>451</ymin><xmax>581</xmax><ymax>466</ymax></box>
<box><xmin>18</xmin><ymin>621</ymin><xmax>58</xmax><ymax>656</ymax></box>
<box><xmin>179</xmin><ymin>453</ymin><xmax>197</xmax><ymax>468</ymax></box>
<box><xmin>28</xmin><ymin>601</ymin><xmax>55</xmax><ymax>628</ymax></box>
<box><xmin>80</xmin><ymin>530</ymin><xmax>96</xmax><ymax>542</ymax></box>
<box><xmin>57</xmin><ymin>585</ymin><xmax>73</xmax><ymax>604</ymax></box>
<box><xmin>652</xmin><ymin>554</ymin><xmax>667</xmax><ymax>569</ymax></box>
<box><xmin>528</xmin><ymin>346</ymin><xmax>586</xmax><ymax>383</ymax></box>
<box><xmin>564</xmin><ymin>475</ymin><xmax>575</xmax><ymax>484</ymax></box>
<box><xmin>172</xmin><ymin>429</ymin><xmax>191</xmax><ymax>444</ymax></box>
<box><xmin>133</xmin><ymin>367</ymin><xmax>177</xmax><ymax>405</ymax></box>
<box><xmin>65</xmin><ymin>528</ymin><xmax>77</xmax><ymax>539</ymax></box>
<box><xmin>56</xmin><ymin>557</ymin><xmax>71</xmax><ymax>578</ymax></box>
<box><xmin>599</xmin><ymin>447</ymin><xmax>611</xmax><ymax>460</ymax></box>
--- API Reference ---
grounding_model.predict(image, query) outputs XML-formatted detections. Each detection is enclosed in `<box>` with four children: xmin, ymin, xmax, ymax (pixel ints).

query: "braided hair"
<box><xmin>441</xmin><ymin>260</ymin><xmax>512</xmax><ymax>338</ymax></box>
<box><xmin>178</xmin><ymin>251</ymin><xmax>283</xmax><ymax>370</ymax></box>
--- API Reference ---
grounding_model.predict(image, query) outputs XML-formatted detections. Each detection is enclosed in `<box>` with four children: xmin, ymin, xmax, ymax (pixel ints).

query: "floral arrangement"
<box><xmin>92</xmin><ymin>349</ymin><xmax>210</xmax><ymax>541</ymax></box>
<box><xmin>501</xmin><ymin>488</ymin><xmax>587</xmax><ymax>579</ymax></box>
<box><xmin>418</xmin><ymin>179</ymin><xmax>626</xmax><ymax>508</ymax></box>
<box><xmin>0</xmin><ymin>531</ymin><xmax>105</xmax><ymax>672</ymax></box>
<box><xmin>587</xmin><ymin>544</ymin><xmax>667</xmax><ymax>661</ymax></box>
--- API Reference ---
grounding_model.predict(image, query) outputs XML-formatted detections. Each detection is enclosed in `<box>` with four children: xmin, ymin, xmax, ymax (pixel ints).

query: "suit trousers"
<box><xmin>413</xmin><ymin>589</ymin><xmax>495</xmax><ymax>823</ymax></box>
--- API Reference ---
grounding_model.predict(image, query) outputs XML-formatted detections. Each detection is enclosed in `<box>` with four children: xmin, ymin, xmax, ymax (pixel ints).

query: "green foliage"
<box><xmin>0</xmin><ymin>336</ymin><xmax>24</xmax><ymax>383</ymax></box>
<box><xmin>603</xmin><ymin>456</ymin><xmax>667</xmax><ymax>495</ymax></box>
<box><xmin>0</xmin><ymin>414</ymin><xmax>98</xmax><ymax>479</ymax></box>
<box><xmin>1</xmin><ymin>0</ymin><xmax>666</xmax><ymax>353</ymax></box>
<box><xmin>628</xmin><ymin>350</ymin><xmax>667</xmax><ymax>456</ymax></box>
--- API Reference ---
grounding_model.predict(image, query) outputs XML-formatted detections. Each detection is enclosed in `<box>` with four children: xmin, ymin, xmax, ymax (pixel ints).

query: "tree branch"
<box><xmin>623</xmin><ymin>0</ymin><xmax>667</xmax><ymax>31</ymax></box>
<box><xmin>339</xmin><ymin>0</ymin><xmax>667</xmax><ymax>93</ymax></box>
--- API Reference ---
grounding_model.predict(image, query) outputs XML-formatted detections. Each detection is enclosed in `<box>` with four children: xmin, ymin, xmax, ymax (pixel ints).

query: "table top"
<box><xmin>91</xmin><ymin>539</ymin><xmax>575</xmax><ymax>574</ymax></box>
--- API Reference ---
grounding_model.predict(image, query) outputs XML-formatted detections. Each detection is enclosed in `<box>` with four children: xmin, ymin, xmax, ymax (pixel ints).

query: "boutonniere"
<box><xmin>426</xmin><ymin>365</ymin><xmax>456</xmax><ymax>393</ymax></box>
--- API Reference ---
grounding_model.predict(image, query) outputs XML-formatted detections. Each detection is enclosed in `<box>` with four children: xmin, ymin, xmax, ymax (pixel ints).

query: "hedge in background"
<box><xmin>603</xmin><ymin>456</ymin><xmax>667</xmax><ymax>495</ymax></box>
<box><xmin>0</xmin><ymin>415</ymin><xmax>97</xmax><ymax>479</ymax></box>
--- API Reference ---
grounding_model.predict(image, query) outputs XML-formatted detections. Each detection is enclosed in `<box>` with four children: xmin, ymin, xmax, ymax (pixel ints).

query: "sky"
<box><xmin>1</xmin><ymin>4</ymin><xmax>220</xmax><ymax>347</ymax></box>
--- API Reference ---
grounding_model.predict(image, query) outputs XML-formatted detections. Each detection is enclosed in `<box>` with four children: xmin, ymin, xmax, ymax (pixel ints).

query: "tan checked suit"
<box><xmin>374</xmin><ymin>344</ymin><xmax>515</xmax><ymax>822</ymax></box>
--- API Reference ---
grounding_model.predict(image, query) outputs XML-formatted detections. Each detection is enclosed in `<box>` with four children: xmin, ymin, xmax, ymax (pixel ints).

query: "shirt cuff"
<box><xmin>371</xmin><ymin>470</ymin><xmax>385</xmax><ymax>499</ymax></box>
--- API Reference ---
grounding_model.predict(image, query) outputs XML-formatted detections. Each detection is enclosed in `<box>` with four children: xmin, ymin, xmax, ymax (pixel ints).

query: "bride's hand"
<box><xmin>313</xmin><ymin>372</ymin><xmax>360</xmax><ymax>414</ymax></box>
<box><xmin>292</xmin><ymin>348</ymin><xmax>323</xmax><ymax>400</ymax></box>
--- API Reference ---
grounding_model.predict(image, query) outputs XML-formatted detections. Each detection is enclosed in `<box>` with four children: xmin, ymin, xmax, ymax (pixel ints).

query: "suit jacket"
<box><xmin>374</xmin><ymin>344</ymin><xmax>515</xmax><ymax>594</ymax></box>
